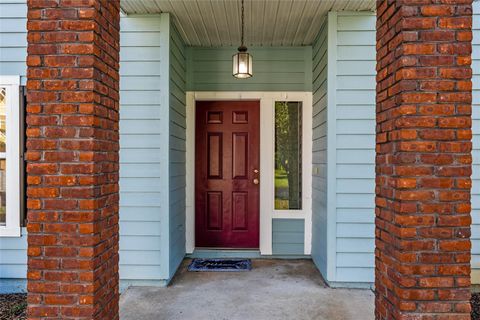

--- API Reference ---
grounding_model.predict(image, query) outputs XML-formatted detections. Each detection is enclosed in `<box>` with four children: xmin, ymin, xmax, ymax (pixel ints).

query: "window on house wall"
<box><xmin>0</xmin><ymin>87</ymin><xmax>7</xmax><ymax>225</ymax></box>
<box><xmin>274</xmin><ymin>101</ymin><xmax>302</xmax><ymax>210</ymax></box>
<box><xmin>0</xmin><ymin>76</ymin><xmax>21</xmax><ymax>237</ymax></box>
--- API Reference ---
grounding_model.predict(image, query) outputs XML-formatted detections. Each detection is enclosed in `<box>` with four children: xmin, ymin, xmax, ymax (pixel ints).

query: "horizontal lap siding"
<box><xmin>472</xmin><ymin>1</ymin><xmax>480</xmax><ymax>284</ymax></box>
<box><xmin>0</xmin><ymin>1</ymin><xmax>26</xmax><ymax>279</ymax></box>
<box><xmin>0</xmin><ymin>230</ymin><xmax>26</xmax><ymax>278</ymax></box>
<box><xmin>0</xmin><ymin>1</ymin><xmax>27</xmax><ymax>79</ymax></box>
<box><xmin>335</xmin><ymin>13</ymin><xmax>375</xmax><ymax>283</ymax></box>
<box><xmin>119</xmin><ymin>15</ymin><xmax>165</xmax><ymax>280</ymax></box>
<box><xmin>186</xmin><ymin>47</ymin><xmax>312</xmax><ymax>91</ymax></box>
<box><xmin>168</xmin><ymin>20</ymin><xmax>186</xmax><ymax>278</ymax></box>
<box><xmin>272</xmin><ymin>219</ymin><xmax>305</xmax><ymax>255</ymax></box>
<box><xmin>311</xmin><ymin>18</ymin><xmax>329</xmax><ymax>276</ymax></box>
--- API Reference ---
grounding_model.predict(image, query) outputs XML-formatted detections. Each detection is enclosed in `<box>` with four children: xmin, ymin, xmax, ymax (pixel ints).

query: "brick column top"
<box><xmin>26</xmin><ymin>1</ymin><xmax>120</xmax><ymax>319</ymax></box>
<box><xmin>375</xmin><ymin>1</ymin><xmax>473</xmax><ymax>319</ymax></box>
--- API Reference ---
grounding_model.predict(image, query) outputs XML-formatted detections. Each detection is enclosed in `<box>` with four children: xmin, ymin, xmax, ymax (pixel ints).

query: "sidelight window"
<box><xmin>274</xmin><ymin>101</ymin><xmax>302</xmax><ymax>210</ymax></box>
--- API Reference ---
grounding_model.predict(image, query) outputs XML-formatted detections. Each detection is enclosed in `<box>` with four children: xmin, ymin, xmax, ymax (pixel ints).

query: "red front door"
<box><xmin>195</xmin><ymin>101</ymin><xmax>260</xmax><ymax>248</ymax></box>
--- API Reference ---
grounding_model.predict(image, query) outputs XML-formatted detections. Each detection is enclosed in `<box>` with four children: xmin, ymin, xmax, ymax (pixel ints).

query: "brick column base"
<box><xmin>375</xmin><ymin>1</ymin><xmax>473</xmax><ymax>319</ymax></box>
<box><xmin>26</xmin><ymin>1</ymin><xmax>120</xmax><ymax>319</ymax></box>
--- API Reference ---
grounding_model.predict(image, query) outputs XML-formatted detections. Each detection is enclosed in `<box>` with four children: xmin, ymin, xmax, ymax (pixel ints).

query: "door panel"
<box><xmin>195</xmin><ymin>101</ymin><xmax>260</xmax><ymax>248</ymax></box>
<box><xmin>206</xmin><ymin>192</ymin><xmax>222</xmax><ymax>230</ymax></box>
<box><xmin>232</xmin><ymin>192</ymin><xmax>248</xmax><ymax>230</ymax></box>
<box><xmin>207</xmin><ymin>133</ymin><xmax>223</xmax><ymax>179</ymax></box>
<box><xmin>232</xmin><ymin>133</ymin><xmax>248</xmax><ymax>179</ymax></box>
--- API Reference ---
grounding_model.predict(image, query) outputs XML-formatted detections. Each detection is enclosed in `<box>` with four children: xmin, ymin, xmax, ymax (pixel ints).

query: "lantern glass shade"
<box><xmin>233</xmin><ymin>52</ymin><xmax>253</xmax><ymax>78</ymax></box>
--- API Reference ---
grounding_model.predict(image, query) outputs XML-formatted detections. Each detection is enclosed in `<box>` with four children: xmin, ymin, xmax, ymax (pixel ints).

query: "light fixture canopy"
<box><xmin>233</xmin><ymin>0</ymin><xmax>252</xmax><ymax>79</ymax></box>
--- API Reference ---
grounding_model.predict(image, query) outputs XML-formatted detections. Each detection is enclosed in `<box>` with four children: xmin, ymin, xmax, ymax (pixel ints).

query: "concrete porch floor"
<box><xmin>119</xmin><ymin>259</ymin><xmax>374</xmax><ymax>320</ymax></box>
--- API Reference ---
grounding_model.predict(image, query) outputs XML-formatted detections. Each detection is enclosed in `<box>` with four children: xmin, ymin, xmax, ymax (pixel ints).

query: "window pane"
<box><xmin>0</xmin><ymin>88</ymin><xmax>6</xmax><ymax>225</ymax></box>
<box><xmin>274</xmin><ymin>101</ymin><xmax>302</xmax><ymax>210</ymax></box>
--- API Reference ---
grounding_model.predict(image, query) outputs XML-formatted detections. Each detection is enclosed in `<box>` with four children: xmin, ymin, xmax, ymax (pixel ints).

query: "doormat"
<box><xmin>188</xmin><ymin>258</ymin><xmax>252</xmax><ymax>272</ymax></box>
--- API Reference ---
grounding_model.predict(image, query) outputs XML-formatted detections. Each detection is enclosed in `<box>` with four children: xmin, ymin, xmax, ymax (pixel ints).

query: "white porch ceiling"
<box><xmin>120</xmin><ymin>0</ymin><xmax>376</xmax><ymax>46</ymax></box>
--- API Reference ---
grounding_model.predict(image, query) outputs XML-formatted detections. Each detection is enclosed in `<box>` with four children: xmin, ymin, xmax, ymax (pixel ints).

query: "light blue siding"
<box><xmin>311</xmin><ymin>17</ymin><xmax>329</xmax><ymax>278</ymax></box>
<box><xmin>186</xmin><ymin>47</ymin><xmax>312</xmax><ymax>91</ymax></box>
<box><xmin>168</xmin><ymin>18</ymin><xmax>187</xmax><ymax>279</ymax></box>
<box><xmin>0</xmin><ymin>0</ymin><xmax>27</xmax><ymax>280</ymax></box>
<box><xmin>333</xmin><ymin>12</ymin><xmax>376</xmax><ymax>284</ymax></box>
<box><xmin>0</xmin><ymin>229</ymin><xmax>27</xmax><ymax>279</ymax></box>
<box><xmin>0</xmin><ymin>1</ymin><xmax>26</xmax><ymax>81</ymax></box>
<box><xmin>472</xmin><ymin>1</ymin><xmax>480</xmax><ymax>283</ymax></box>
<box><xmin>120</xmin><ymin>13</ymin><xmax>187</xmax><ymax>282</ymax></box>
<box><xmin>119</xmin><ymin>14</ymin><xmax>167</xmax><ymax>281</ymax></box>
<box><xmin>272</xmin><ymin>219</ymin><xmax>305</xmax><ymax>255</ymax></box>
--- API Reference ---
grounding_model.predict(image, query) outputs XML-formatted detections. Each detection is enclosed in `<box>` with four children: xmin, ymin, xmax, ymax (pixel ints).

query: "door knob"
<box><xmin>254</xmin><ymin>169</ymin><xmax>259</xmax><ymax>174</ymax></box>
<box><xmin>253</xmin><ymin>178</ymin><xmax>259</xmax><ymax>185</ymax></box>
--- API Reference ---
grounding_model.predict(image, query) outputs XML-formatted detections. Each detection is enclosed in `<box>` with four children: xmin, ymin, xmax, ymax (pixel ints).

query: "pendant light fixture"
<box><xmin>233</xmin><ymin>0</ymin><xmax>252</xmax><ymax>78</ymax></box>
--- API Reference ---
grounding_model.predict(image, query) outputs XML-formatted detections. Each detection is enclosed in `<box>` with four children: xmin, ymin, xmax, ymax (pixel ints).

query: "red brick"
<box><xmin>27</xmin><ymin>55</ymin><xmax>42</xmax><ymax>66</ymax></box>
<box><xmin>27</xmin><ymin>305</ymin><xmax>60</xmax><ymax>317</ymax></box>
<box><xmin>438</xmin><ymin>17</ymin><xmax>472</xmax><ymax>29</ymax></box>
<box><xmin>60</xmin><ymin>43</ymin><xmax>94</xmax><ymax>54</ymax></box>
<box><xmin>402</xmin><ymin>43</ymin><xmax>436</xmax><ymax>55</ymax></box>
<box><xmin>44</xmin><ymin>271</ymin><xmax>78</xmax><ymax>282</ymax></box>
<box><xmin>43</xmin><ymin>8</ymin><xmax>78</xmax><ymax>20</ymax></box>
<box><xmin>43</xmin><ymin>176</ymin><xmax>77</xmax><ymax>186</ymax></box>
<box><xmin>26</xmin><ymin>2</ymin><xmax>120</xmax><ymax>319</ymax></box>
<box><xmin>44</xmin><ymin>127</ymin><xmax>76</xmax><ymax>138</ymax></box>
<box><xmin>42</xmin><ymin>31</ymin><xmax>77</xmax><ymax>42</ymax></box>
<box><xmin>438</xmin><ymin>117</ymin><xmax>471</xmax><ymax>128</ymax></box>
<box><xmin>417</xmin><ymin>302</ymin><xmax>452</xmax><ymax>313</ymax></box>
<box><xmin>419</xmin><ymin>30</ymin><xmax>455</xmax><ymax>41</ymax></box>
<box><xmin>375</xmin><ymin>1</ymin><xmax>473</xmax><ymax>319</ymax></box>
<box><xmin>402</xmin><ymin>17</ymin><xmax>436</xmax><ymax>30</ymax></box>
<box><xmin>27</xmin><ymin>187</ymin><xmax>59</xmax><ymax>198</ymax></box>
<box><xmin>44</xmin><ymin>295</ymin><xmax>77</xmax><ymax>305</ymax></box>
<box><xmin>43</xmin><ymin>80</ymin><xmax>77</xmax><ymax>91</ymax></box>
<box><xmin>421</xmin><ymin>5</ymin><xmax>455</xmax><ymax>16</ymax></box>
<box><xmin>438</xmin><ymin>43</ymin><xmax>471</xmax><ymax>55</ymax></box>
<box><xmin>439</xmin><ymin>67</ymin><xmax>472</xmax><ymax>79</ymax></box>
<box><xmin>439</xmin><ymin>240</ymin><xmax>471</xmax><ymax>252</ymax></box>
<box><xmin>27</xmin><ymin>163</ymin><xmax>58</xmax><ymax>174</ymax></box>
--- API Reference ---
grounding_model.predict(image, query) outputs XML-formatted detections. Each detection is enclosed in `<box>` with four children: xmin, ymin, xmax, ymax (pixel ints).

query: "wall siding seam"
<box><xmin>326</xmin><ymin>11</ymin><xmax>338</xmax><ymax>282</ymax></box>
<box><xmin>159</xmin><ymin>12</ymin><xmax>171</xmax><ymax>280</ymax></box>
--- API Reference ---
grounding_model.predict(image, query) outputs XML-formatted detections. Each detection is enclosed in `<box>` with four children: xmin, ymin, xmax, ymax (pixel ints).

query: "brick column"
<box><xmin>375</xmin><ymin>1</ymin><xmax>473</xmax><ymax>319</ymax></box>
<box><xmin>26</xmin><ymin>1</ymin><xmax>120</xmax><ymax>319</ymax></box>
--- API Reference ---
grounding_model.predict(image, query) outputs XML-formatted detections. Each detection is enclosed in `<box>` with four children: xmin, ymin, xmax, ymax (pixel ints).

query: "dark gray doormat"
<box><xmin>188</xmin><ymin>258</ymin><xmax>252</xmax><ymax>272</ymax></box>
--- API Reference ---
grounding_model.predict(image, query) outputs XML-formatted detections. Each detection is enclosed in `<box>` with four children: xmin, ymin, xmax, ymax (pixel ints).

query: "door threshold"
<box><xmin>187</xmin><ymin>249</ymin><xmax>311</xmax><ymax>260</ymax></box>
<box><xmin>195</xmin><ymin>247</ymin><xmax>259</xmax><ymax>251</ymax></box>
<box><xmin>187</xmin><ymin>249</ymin><xmax>262</xmax><ymax>259</ymax></box>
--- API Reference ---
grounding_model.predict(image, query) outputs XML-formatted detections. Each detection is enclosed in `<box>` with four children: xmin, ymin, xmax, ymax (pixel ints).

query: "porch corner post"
<box><xmin>26</xmin><ymin>0</ymin><xmax>120</xmax><ymax>319</ymax></box>
<box><xmin>375</xmin><ymin>1</ymin><xmax>473</xmax><ymax>319</ymax></box>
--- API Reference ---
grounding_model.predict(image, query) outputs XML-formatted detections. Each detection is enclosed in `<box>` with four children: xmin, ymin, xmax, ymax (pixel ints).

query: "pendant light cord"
<box><xmin>240</xmin><ymin>0</ymin><xmax>245</xmax><ymax>48</ymax></box>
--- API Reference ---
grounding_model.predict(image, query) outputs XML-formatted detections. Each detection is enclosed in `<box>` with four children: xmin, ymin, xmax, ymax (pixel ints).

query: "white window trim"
<box><xmin>186</xmin><ymin>92</ymin><xmax>312</xmax><ymax>255</ymax></box>
<box><xmin>0</xmin><ymin>75</ymin><xmax>21</xmax><ymax>237</ymax></box>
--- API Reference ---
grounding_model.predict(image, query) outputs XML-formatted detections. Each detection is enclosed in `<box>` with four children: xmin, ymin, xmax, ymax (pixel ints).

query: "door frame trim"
<box><xmin>186</xmin><ymin>91</ymin><xmax>313</xmax><ymax>255</ymax></box>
